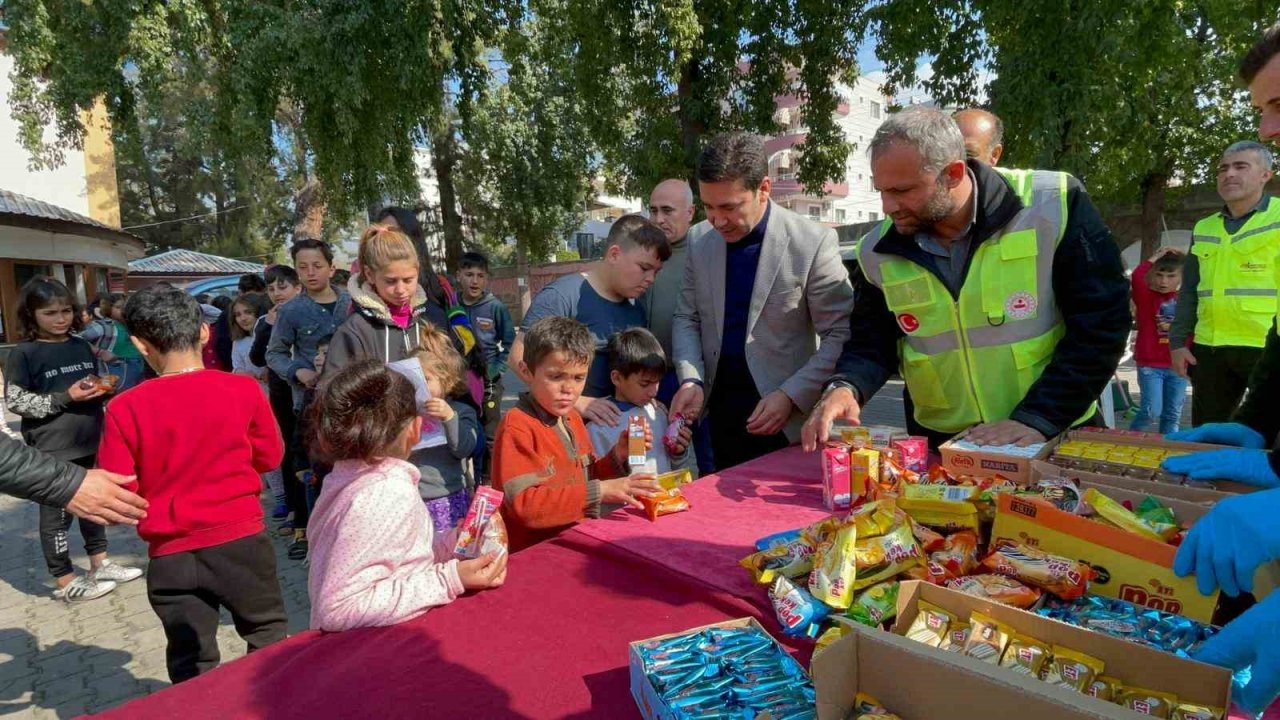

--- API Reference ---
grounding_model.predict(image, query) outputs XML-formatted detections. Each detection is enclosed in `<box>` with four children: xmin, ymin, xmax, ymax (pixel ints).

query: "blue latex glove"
<box><xmin>1194</xmin><ymin>591</ymin><xmax>1280</xmax><ymax>715</ymax></box>
<box><xmin>1162</xmin><ymin>448</ymin><xmax>1280</xmax><ymax>488</ymax></box>
<box><xmin>1166</xmin><ymin>422</ymin><xmax>1267</xmax><ymax>449</ymax></box>
<box><xmin>1174</xmin><ymin>488</ymin><xmax>1280</xmax><ymax>596</ymax></box>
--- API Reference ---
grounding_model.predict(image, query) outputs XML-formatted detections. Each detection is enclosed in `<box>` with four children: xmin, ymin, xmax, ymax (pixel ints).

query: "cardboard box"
<box><xmin>629</xmin><ymin>617</ymin><xmax>805</xmax><ymax>720</ymax></box>
<box><xmin>814</xmin><ymin>621</ymin><xmax>1142</xmax><ymax>720</ymax></box>
<box><xmin>1031</xmin><ymin>460</ymin><xmax>1231</xmax><ymax>506</ymax></box>
<box><xmin>881</xmin><ymin>581</ymin><xmax>1233</xmax><ymax>715</ymax></box>
<box><xmin>939</xmin><ymin>437</ymin><xmax>1050</xmax><ymax>484</ymax></box>
<box><xmin>1040</xmin><ymin>430</ymin><xmax>1258</xmax><ymax>496</ymax></box>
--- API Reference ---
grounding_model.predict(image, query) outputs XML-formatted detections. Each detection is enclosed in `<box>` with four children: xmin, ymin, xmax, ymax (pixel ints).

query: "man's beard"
<box><xmin>916</xmin><ymin>181</ymin><xmax>957</xmax><ymax>232</ymax></box>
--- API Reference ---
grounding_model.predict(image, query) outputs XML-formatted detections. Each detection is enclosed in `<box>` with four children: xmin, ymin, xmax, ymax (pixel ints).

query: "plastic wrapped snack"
<box><xmin>938</xmin><ymin>620</ymin><xmax>970</xmax><ymax>653</ymax></box>
<box><xmin>845</xmin><ymin>581</ymin><xmax>900</xmax><ymax>627</ymax></box>
<box><xmin>770</xmin><ymin>575</ymin><xmax>830</xmax><ymax>638</ymax></box>
<box><xmin>1043</xmin><ymin>646</ymin><xmax>1105</xmax><ymax>693</ymax></box>
<box><xmin>1086</xmin><ymin>675</ymin><xmax>1123</xmax><ymax>703</ymax></box>
<box><xmin>903</xmin><ymin>601</ymin><xmax>954</xmax><ymax>647</ymax></box>
<box><xmin>640</xmin><ymin>481</ymin><xmax>690</xmax><ymax>521</ymax></box>
<box><xmin>1116</xmin><ymin>686</ymin><xmax>1178</xmax><ymax>718</ymax></box>
<box><xmin>999</xmin><ymin>633</ymin><xmax>1050</xmax><ymax>677</ymax></box>
<box><xmin>1083</xmin><ymin>488</ymin><xmax>1179</xmax><ymax>542</ymax></box>
<box><xmin>662</xmin><ymin>412</ymin><xmax>686</xmax><ymax>456</ymax></box>
<box><xmin>477</xmin><ymin>511</ymin><xmax>508</xmax><ymax>558</ymax></box>
<box><xmin>813</xmin><ymin>624</ymin><xmax>848</xmax><ymax>657</ymax></box>
<box><xmin>454</xmin><ymin>487</ymin><xmax>504</xmax><ymax>558</ymax></box>
<box><xmin>981</xmin><ymin>540</ymin><xmax>1095</xmax><ymax>600</ymax></box>
<box><xmin>929</xmin><ymin>530</ymin><xmax>980</xmax><ymax>580</ymax></box>
<box><xmin>810</xmin><ymin>519</ymin><xmax>922</xmax><ymax>608</ymax></box>
<box><xmin>1171</xmin><ymin>704</ymin><xmax>1224</xmax><ymax>720</ymax></box>
<box><xmin>962</xmin><ymin>612</ymin><xmax>1012</xmax><ymax>664</ymax></box>
<box><xmin>896</xmin><ymin>496</ymin><xmax>980</xmax><ymax>534</ymax></box>
<box><xmin>740</xmin><ymin>536</ymin><xmax>816</xmax><ymax>584</ymax></box>
<box><xmin>908</xmin><ymin>517</ymin><xmax>946</xmax><ymax>553</ymax></box>
<box><xmin>755</xmin><ymin>527</ymin><xmax>803</xmax><ymax>552</ymax></box>
<box><xmin>945</xmin><ymin>574</ymin><xmax>1042</xmax><ymax>609</ymax></box>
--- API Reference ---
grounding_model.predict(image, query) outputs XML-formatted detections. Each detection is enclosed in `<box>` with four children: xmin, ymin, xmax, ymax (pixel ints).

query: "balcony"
<box><xmin>770</xmin><ymin>175</ymin><xmax>849</xmax><ymax>200</ymax></box>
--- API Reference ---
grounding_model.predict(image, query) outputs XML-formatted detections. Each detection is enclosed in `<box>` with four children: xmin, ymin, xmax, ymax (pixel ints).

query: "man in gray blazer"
<box><xmin>669</xmin><ymin>132</ymin><xmax>855</xmax><ymax>470</ymax></box>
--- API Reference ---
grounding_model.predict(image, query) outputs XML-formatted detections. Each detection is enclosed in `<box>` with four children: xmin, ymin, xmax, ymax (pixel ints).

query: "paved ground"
<box><xmin>0</xmin><ymin>361</ymin><xmax>1181</xmax><ymax>717</ymax></box>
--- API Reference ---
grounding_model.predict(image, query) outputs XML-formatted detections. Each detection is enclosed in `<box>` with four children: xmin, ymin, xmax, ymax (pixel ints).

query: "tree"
<box><xmin>534</xmin><ymin>0</ymin><xmax>870</xmax><ymax>197</ymax></box>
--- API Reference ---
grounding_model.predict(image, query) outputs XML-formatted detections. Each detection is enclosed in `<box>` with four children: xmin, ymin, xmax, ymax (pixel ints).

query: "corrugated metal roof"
<box><xmin>0</xmin><ymin>188</ymin><xmax>143</xmax><ymax>243</ymax></box>
<box><xmin>129</xmin><ymin>249</ymin><xmax>264</xmax><ymax>275</ymax></box>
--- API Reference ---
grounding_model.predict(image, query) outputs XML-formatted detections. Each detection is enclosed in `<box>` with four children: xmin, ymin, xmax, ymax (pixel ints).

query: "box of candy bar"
<box><xmin>879</xmin><ymin>581</ymin><xmax>1232</xmax><ymax>719</ymax></box>
<box><xmin>629</xmin><ymin>617</ymin><xmax>815</xmax><ymax>720</ymax></box>
<box><xmin>1040</xmin><ymin>430</ymin><xmax>1256</xmax><ymax>495</ymax></box>
<box><xmin>939</xmin><ymin>434</ymin><xmax>1050</xmax><ymax>484</ymax></box>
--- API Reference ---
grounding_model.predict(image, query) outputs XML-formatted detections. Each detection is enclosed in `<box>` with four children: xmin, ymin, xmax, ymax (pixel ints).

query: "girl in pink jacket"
<box><xmin>305</xmin><ymin>359</ymin><xmax>506</xmax><ymax>632</ymax></box>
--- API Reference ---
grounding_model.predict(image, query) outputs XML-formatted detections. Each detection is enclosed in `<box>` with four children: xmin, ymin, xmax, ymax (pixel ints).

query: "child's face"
<box><xmin>34</xmin><ymin>302</ymin><xmax>74</xmax><ymax>338</ymax></box>
<box><xmin>233</xmin><ymin>303</ymin><xmax>258</xmax><ymax>332</ymax></box>
<box><xmin>294</xmin><ymin>249</ymin><xmax>335</xmax><ymax>294</ymax></box>
<box><xmin>611</xmin><ymin>369</ymin><xmax>662</xmax><ymax>407</ymax></box>
<box><xmin>314</xmin><ymin>343</ymin><xmax>329</xmax><ymax>374</ymax></box>
<box><xmin>1148</xmin><ymin>269</ymin><xmax>1181</xmax><ymax>294</ymax></box>
<box><xmin>363</xmin><ymin>260</ymin><xmax>418</xmax><ymax>308</ymax></box>
<box><xmin>391</xmin><ymin>416</ymin><xmax>424</xmax><ymax>460</ymax></box>
<box><xmin>525</xmin><ymin>351</ymin><xmax>589</xmax><ymax>417</ymax></box>
<box><xmin>459</xmin><ymin>266</ymin><xmax>489</xmax><ymax>301</ymax></box>
<box><xmin>109</xmin><ymin>305</ymin><xmax>125</xmax><ymax>322</ymax></box>
<box><xmin>423</xmin><ymin>370</ymin><xmax>444</xmax><ymax>399</ymax></box>
<box><xmin>267</xmin><ymin>279</ymin><xmax>300</xmax><ymax>307</ymax></box>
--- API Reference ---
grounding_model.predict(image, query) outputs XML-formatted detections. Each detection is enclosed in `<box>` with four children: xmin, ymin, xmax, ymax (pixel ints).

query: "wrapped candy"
<box><xmin>945</xmin><ymin>574</ymin><xmax>1042</xmax><ymax>609</ymax></box>
<box><xmin>981</xmin><ymin>540</ymin><xmax>1095</xmax><ymax>600</ymax></box>
<box><xmin>1043</xmin><ymin>646</ymin><xmax>1105</xmax><ymax>693</ymax></box>
<box><xmin>999</xmin><ymin>633</ymin><xmax>1050</xmax><ymax>677</ymax></box>
<box><xmin>1116</xmin><ymin>686</ymin><xmax>1178</xmax><ymax>717</ymax></box>
<box><xmin>1084</xmin><ymin>488</ymin><xmax>1179</xmax><ymax>542</ymax></box>
<box><xmin>962</xmin><ymin>612</ymin><xmax>1012</xmax><ymax>664</ymax></box>
<box><xmin>770</xmin><ymin>576</ymin><xmax>830</xmax><ymax>638</ymax></box>
<box><xmin>904</xmin><ymin>601</ymin><xmax>954</xmax><ymax>647</ymax></box>
<box><xmin>928</xmin><ymin>530</ymin><xmax>980</xmax><ymax>580</ymax></box>
<box><xmin>1037</xmin><ymin>595</ymin><xmax>1216</xmax><ymax>656</ymax></box>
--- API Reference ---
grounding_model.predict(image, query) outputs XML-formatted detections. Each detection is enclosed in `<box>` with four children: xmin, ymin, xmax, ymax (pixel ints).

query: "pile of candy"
<box><xmin>1037</xmin><ymin>595</ymin><xmax>1216</xmax><ymax>657</ymax></box>
<box><xmin>634</xmin><ymin>624</ymin><xmax>815</xmax><ymax>720</ymax></box>
<box><xmin>1048</xmin><ymin>439</ymin><xmax>1193</xmax><ymax>484</ymax></box>
<box><xmin>904</xmin><ymin>604</ymin><xmax>1224</xmax><ymax>719</ymax></box>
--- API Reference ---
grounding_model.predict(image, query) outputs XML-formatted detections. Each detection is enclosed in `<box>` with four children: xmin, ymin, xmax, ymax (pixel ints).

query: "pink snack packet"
<box><xmin>454</xmin><ymin>487</ymin><xmax>504</xmax><ymax>559</ymax></box>
<box><xmin>663</xmin><ymin>413</ymin><xmax>686</xmax><ymax>456</ymax></box>
<box><xmin>821</xmin><ymin>445</ymin><xmax>852</xmax><ymax>511</ymax></box>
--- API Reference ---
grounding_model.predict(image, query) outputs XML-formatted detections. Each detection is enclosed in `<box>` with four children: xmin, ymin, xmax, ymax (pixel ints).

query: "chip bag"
<box><xmin>770</xmin><ymin>575</ymin><xmax>829</xmax><ymax>638</ymax></box>
<box><xmin>740</xmin><ymin>536</ymin><xmax>816</xmax><ymax>584</ymax></box>
<box><xmin>945</xmin><ymin>574</ymin><xmax>1042</xmax><ymax>609</ymax></box>
<box><xmin>810</xmin><ymin>510</ymin><xmax>922</xmax><ymax>609</ymax></box>
<box><xmin>846</xmin><ymin>581</ymin><xmax>900</xmax><ymax>627</ymax></box>
<box><xmin>981</xmin><ymin>540</ymin><xmax>1095</xmax><ymax>600</ymax></box>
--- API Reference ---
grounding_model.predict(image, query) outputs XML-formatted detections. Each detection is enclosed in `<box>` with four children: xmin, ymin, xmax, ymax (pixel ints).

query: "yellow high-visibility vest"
<box><xmin>1190</xmin><ymin>196</ymin><xmax>1280</xmax><ymax>348</ymax></box>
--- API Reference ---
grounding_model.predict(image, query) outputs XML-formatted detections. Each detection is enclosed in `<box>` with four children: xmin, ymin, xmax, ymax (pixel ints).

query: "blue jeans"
<box><xmin>1131</xmin><ymin>366</ymin><xmax>1189</xmax><ymax>435</ymax></box>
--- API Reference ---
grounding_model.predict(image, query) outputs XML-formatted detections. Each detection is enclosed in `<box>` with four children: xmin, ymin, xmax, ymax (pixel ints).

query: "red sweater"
<box><xmin>491</xmin><ymin>394</ymin><xmax>624</xmax><ymax>551</ymax></box>
<box><xmin>98</xmin><ymin>369</ymin><xmax>284</xmax><ymax>557</ymax></box>
<box><xmin>1131</xmin><ymin>260</ymin><xmax>1180</xmax><ymax>368</ymax></box>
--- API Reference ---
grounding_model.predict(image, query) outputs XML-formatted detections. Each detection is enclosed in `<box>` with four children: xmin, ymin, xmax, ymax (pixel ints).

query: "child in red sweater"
<box><xmin>492</xmin><ymin>317</ymin><xmax>661</xmax><ymax>550</ymax></box>
<box><xmin>1131</xmin><ymin>247</ymin><xmax>1189</xmax><ymax>434</ymax></box>
<box><xmin>97</xmin><ymin>286</ymin><xmax>287</xmax><ymax>683</ymax></box>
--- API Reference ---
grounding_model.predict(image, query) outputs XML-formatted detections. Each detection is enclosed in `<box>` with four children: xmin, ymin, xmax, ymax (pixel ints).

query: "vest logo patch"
<box><xmin>1005</xmin><ymin>291</ymin><xmax>1038</xmax><ymax>320</ymax></box>
<box><xmin>897</xmin><ymin>313</ymin><xmax>920</xmax><ymax>333</ymax></box>
<box><xmin>1240</xmin><ymin>262</ymin><xmax>1269</xmax><ymax>272</ymax></box>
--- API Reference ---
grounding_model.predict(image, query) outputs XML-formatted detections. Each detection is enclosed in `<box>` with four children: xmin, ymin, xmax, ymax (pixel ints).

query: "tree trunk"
<box><xmin>515</xmin><ymin>241</ymin><xmax>531</xmax><ymax>317</ymax></box>
<box><xmin>1139</xmin><ymin>170</ymin><xmax>1168</xmax><ymax>259</ymax></box>
<box><xmin>676</xmin><ymin>58</ymin><xmax>706</xmax><ymax>174</ymax></box>
<box><xmin>293</xmin><ymin>177</ymin><xmax>326</xmax><ymax>241</ymax></box>
<box><xmin>431</xmin><ymin>126</ymin><xmax>466</xmax><ymax>274</ymax></box>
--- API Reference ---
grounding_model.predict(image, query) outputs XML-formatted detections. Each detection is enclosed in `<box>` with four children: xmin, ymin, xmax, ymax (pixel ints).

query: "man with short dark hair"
<box><xmin>953</xmin><ymin>108</ymin><xmax>1004</xmax><ymax>166</ymax></box>
<box><xmin>669</xmin><ymin>132</ymin><xmax>854</xmax><ymax>470</ymax></box>
<box><xmin>510</xmin><ymin>214</ymin><xmax>670</xmax><ymax>425</ymax></box>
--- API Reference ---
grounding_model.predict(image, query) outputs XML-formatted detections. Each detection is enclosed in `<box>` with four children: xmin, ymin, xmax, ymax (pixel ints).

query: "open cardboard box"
<box><xmin>1038</xmin><ymin>430</ymin><xmax>1257</xmax><ymax>496</ymax></box>
<box><xmin>1031</xmin><ymin>460</ymin><xmax>1234</xmax><ymax>505</ymax></box>
<box><xmin>813</xmin><ymin>620</ymin><xmax>1138</xmax><ymax>720</ymax></box>
<box><xmin>939</xmin><ymin>437</ymin><xmax>1050</xmax><ymax>484</ymax></box>
<box><xmin>884</xmin><ymin>581</ymin><xmax>1231</xmax><ymax>715</ymax></box>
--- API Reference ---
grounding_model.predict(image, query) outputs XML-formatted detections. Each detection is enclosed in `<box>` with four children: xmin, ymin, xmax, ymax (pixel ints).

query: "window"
<box><xmin>870</xmin><ymin>101</ymin><xmax>881</xmax><ymax>119</ymax></box>
<box><xmin>808</xmin><ymin>206</ymin><xmax>822</xmax><ymax>221</ymax></box>
<box><xmin>869</xmin><ymin>212</ymin><xmax>879</xmax><ymax>221</ymax></box>
<box><xmin>835</xmin><ymin>209</ymin><xmax>847</xmax><ymax>222</ymax></box>
<box><xmin>857</xmin><ymin>210</ymin><xmax>864</xmax><ymax>219</ymax></box>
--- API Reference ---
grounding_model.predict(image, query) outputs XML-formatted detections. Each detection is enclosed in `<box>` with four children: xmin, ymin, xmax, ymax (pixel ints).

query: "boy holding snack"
<box><xmin>586</xmin><ymin>328</ymin><xmax>694</xmax><ymax>475</ymax></box>
<box><xmin>1130</xmin><ymin>247</ymin><xmax>1188</xmax><ymax>434</ymax></box>
<box><xmin>491</xmin><ymin>317</ymin><xmax>662</xmax><ymax>550</ymax></box>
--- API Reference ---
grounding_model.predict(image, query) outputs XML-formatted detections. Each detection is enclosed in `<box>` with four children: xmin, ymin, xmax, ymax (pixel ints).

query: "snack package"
<box><xmin>1117</xmin><ymin>686</ymin><xmax>1178</xmax><ymax>718</ymax></box>
<box><xmin>1170</xmin><ymin>704</ymin><xmax>1224</xmax><ymax>720</ymax></box>
<box><xmin>962</xmin><ymin>612</ymin><xmax>1012</xmax><ymax>664</ymax></box>
<box><xmin>639</xmin><ymin>469</ymin><xmax>692</xmax><ymax>521</ymax></box>
<box><xmin>770</xmin><ymin>575</ymin><xmax>830</xmax><ymax>638</ymax></box>
<box><xmin>877</xmin><ymin>457</ymin><xmax>919</xmax><ymax>498</ymax></box>
<box><xmin>1137</xmin><ymin>496</ymin><xmax>1177</xmax><ymax>526</ymax></box>
<box><xmin>854</xmin><ymin>693</ymin><xmax>888</xmax><ymax>714</ymax></box>
<box><xmin>477</xmin><ymin>511</ymin><xmax>508</xmax><ymax>557</ymax></box>
<box><xmin>740</xmin><ymin>536</ymin><xmax>816</xmax><ymax>584</ymax></box>
<box><xmin>1037</xmin><ymin>477</ymin><xmax>1084</xmax><ymax>513</ymax></box>
<box><xmin>80</xmin><ymin>374</ymin><xmax>118</xmax><ymax>393</ymax></box>
<box><xmin>754</xmin><ymin>527</ymin><xmax>803</xmax><ymax>552</ymax></box>
<box><xmin>846</xmin><ymin>581</ymin><xmax>899</xmax><ymax>627</ymax></box>
<box><xmin>849</xmin><ymin>448</ymin><xmax>880</xmax><ymax>508</ymax></box>
<box><xmin>945</xmin><ymin>574</ymin><xmax>1042</xmax><ymax>609</ymax></box>
<box><xmin>981</xmin><ymin>540</ymin><xmax>1095</xmax><ymax>600</ymax></box>
<box><xmin>908</xmin><ymin>517</ymin><xmax>946</xmax><ymax>553</ymax></box>
<box><xmin>924</xmin><ymin>466</ymin><xmax>955</xmax><ymax>485</ymax></box>
<box><xmin>1042</xmin><ymin>646</ymin><xmax>1105</xmax><ymax>693</ymax></box>
<box><xmin>838</xmin><ymin>425</ymin><xmax>872</xmax><ymax>449</ymax></box>
<box><xmin>1086</xmin><ymin>675</ymin><xmax>1122</xmax><ymax>703</ymax></box>
<box><xmin>892</xmin><ymin>436</ymin><xmax>929</xmax><ymax>473</ymax></box>
<box><xmin>929</xmin><ymin>530</ymin><xmax>979</xmax><ymax>579</ymax></box>
<box><xmin>938</xmin><ymin>620</ymin><xmax>970</xmax><ymax>653</ymax></box>
<box><xmin>999</xmin><ymin>633</ymin><xmax>1050</xmax><ymax>677</ymax></box>
<box><xmin>896</xmin><ymin>496</ymin><xmax>981</xmax><ymax>534</ymax></box>
<box><xmin>822</xmin><ymin>445</ymin><xmax>852</xmax><ymax>511</ymax></box>
<box><xmin>865</xmin><ymin>425</ymin><xmax>898</xmax><ymax>448</ymax></box>
<box><xmin>627</xmin><ymin>415</ymin><xmax>647</xmax><ymax>471</ymax></box>
<box><xmin>810</xmin><ymin>517</ymin><xmax>922</xmax><ymax>608</ymax></box>
<box><xmin>903</xmin><ymin>601</ymin><xmax>954</xmax><ymax>647</ymax></box>
<box><xmin>1083</xmin><ymin>488</ymin><xmax>1179</xmax><ymax>542</ymax></box>
<box><xmin>813</xmin><ymin>624</ymin><xmax>848</xmax><ymax>657</ymax></box>
<box><xmin>662</xmin><ymin>412</ymin><xmax>686</xmax><ymax>456</ymax></box>
<box><xmin>902</xmin><ymin>483</ymin><xmax>979</xmax><ymax>502</ymax></box>
<box><xmin>454</xmin><ymin>487</ymin><xmax>504</xmax><ymax>558</ymax></box>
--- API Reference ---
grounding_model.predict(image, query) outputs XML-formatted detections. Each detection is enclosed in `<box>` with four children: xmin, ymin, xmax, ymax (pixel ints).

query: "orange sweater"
<box><xmin>492</xmin><ymin>394</ymin><xmax>625</xmax><ymax>550</ymax></box>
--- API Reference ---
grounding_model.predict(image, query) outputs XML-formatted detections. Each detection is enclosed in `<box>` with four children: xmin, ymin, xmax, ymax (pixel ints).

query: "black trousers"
<box><xmin>480</xmin><ymin>378</ymin><xmax>504</xmax><ymax>481</ymax></box>
<box><xmin>146</xmin><ymin>532</ymin><xmax>288</xmax><ymax>683</ymax></box>
<box><xmin>286</xmin><ymin>400</ymin><xmax>312</xmax><ymax>529</ymax></box>
<box><xmin>707</xmin><ymin>382</ymin><xmax>789</xmax><ymax>472</ymax></box>
<box><xmin>39</xmin><ymin>456</ymin><xmax>106</xmax><ymax>578</ymax></box>
<box><xmin>1189</xmin><ymin>343</ymin><xmax>1265</xmax><ymax>425</ymax></box>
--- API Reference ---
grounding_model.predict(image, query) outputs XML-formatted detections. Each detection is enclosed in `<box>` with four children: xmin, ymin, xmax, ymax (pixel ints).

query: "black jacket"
<box><xmin>832</xmin><ymin>160</ymin><xmax>1130</xmax><ymax>441</ymax></box>
<box><xmin>1234</xmin><ymin>321</ymin><xmax>1280</xmax><ymax>475</ymax></box>
<box><xmin>0</xmin><ymin>436</ymin><xmax>85</xmax><ymax>508</ymax></box>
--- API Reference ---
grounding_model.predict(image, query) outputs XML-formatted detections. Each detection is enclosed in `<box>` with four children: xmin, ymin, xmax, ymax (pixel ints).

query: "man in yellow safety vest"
<box><xmin>1169</xmin><ymin>140</ymin><xmax>1278</xmax><ymax>424</ymax></box>
<box><xmin>801</xmin><ymin>106</ymin><xmax>1130</xmax><ymax>451</ymax></box>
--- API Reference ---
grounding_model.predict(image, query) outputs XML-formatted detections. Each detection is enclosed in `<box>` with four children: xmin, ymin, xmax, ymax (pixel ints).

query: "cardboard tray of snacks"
<box><xmin>1037</xmin><ymin>430</ymin><xmax>1257</xmax><ymax>496</ymax></box>
<box><xmin>814</xmin><ymin>620</ymin><xmax>1143</xmax><ymax>720</ymax></box>
<box><xmin>1031</xmin><ymin>459</ymin><xmax>1236</xmax><ymax>506</ymax></box>
<box><xmin>881</xmin><ymin>581</ymin><xmax>1231</xmax><ymax>717</ymax></box>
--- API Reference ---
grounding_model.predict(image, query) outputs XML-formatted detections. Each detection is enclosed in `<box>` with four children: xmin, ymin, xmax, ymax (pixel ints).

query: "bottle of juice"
<box><xmin>628</xmin><ymin>414</ymin><xmax>648</xmax><ymax>472</ymax></box>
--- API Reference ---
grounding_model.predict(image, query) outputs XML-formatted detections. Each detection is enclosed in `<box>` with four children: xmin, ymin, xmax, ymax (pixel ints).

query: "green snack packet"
<box><xmin>845</xmin><ymin>581</ymin><xmax>900</xmax><ymax>627</ymax></box>
<box><xmin>1137</xmin><ymin>496</ymin><xmax>1177</xmax><ymax>526</ymax></box>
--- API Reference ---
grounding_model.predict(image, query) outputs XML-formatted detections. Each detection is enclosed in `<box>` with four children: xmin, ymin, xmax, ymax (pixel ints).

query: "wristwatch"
<box><xmin>823</xmin><ymin>380</ymin><xmax>856</xmax><ymax>399</ymax></box>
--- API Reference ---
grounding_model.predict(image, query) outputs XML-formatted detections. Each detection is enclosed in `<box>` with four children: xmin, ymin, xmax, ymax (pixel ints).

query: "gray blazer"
<box><xmin>672</xmin><ymin>202</ymin><xmax>855</xmax><ymax>441</ymax></box>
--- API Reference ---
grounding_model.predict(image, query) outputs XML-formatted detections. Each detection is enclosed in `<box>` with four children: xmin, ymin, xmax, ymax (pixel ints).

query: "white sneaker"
<box><xmin>92</xmin><ymin>559</ymin><xmax>143</xmax><ymax>584</ymax></box>
<box><xmin>53</xmin><ymin>575</ymin><xmax>116</xmax><ymax>603</ymax></box>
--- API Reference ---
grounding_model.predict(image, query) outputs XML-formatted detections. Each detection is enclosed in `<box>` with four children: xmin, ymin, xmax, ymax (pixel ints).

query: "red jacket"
<box><xmin>1131</xmin><ymin>260</ymin><xmax>1180</xmax><ymax>368</ymax></box>
<box><xmin>97</xmin><ymin>369</ymin><xmax>284</xmax><ymax>557</ymax></box>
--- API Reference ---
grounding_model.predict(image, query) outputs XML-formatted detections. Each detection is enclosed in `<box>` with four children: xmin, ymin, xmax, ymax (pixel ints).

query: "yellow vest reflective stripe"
<box><xmin>857</xmin><ymin>168</ymin><xmax>1096</xmax><ymax>434</ymax></box>
<box><xmin>1190</xmin><ymin>197</ymin><xmax>1280</xmax><ymax>348</ymax></box>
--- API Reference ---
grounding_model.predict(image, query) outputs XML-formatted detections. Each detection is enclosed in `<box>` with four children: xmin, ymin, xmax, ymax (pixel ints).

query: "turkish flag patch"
<box><xmin>897</xmin><ymin>313</ymin><xmax>920</xmax><ymax>333</ymax></box>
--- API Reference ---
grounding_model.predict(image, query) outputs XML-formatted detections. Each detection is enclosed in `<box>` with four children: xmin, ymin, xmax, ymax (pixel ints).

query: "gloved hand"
<box><xmin>1162</xmin><ymin>449</ymin><xmax>1280</xmax><ymax>488</ymax></box>
<box><xmin>1166</xmin><ymin>422</ymin><xmax>1267</xmax><ymax>449</ymax></box>
<box><xmin>1194</xmin><ymin>591</ymin><xmax>1280</xmax><ymax>715</ymax></box>
<box><xmin>1173</xmin><ymin>487</ymin><xmax>1280</xmax><ymax>596</ymax></box>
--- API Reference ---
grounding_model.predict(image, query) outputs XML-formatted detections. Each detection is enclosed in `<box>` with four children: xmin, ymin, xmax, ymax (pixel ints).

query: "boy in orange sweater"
<box><xmin>492</xmin><ymin>317</ymin><xmax>661</xmax><ymax>550</ymax></box>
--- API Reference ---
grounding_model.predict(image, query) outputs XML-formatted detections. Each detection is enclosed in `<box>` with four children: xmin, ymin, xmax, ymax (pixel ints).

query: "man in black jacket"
<box><xmin>803</xmin><ymin>107</ymin><xmax>1129</xmax><ymax>450</ymax></box>
<box><xmin>0</xmin><ymin>436</ymin><xmax>147</xmax><ymax>525</ymax></box>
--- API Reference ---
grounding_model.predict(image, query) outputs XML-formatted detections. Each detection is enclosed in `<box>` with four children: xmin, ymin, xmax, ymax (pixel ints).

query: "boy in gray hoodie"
<box><xmin>458</xmin><ymin>252</ymin><xmax>514</xmax><ymax>478</ymax></box>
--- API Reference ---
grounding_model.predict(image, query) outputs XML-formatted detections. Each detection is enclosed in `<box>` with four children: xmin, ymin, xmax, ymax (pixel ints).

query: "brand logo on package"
<box><xmin>897</xmin><ymin>313</ymin><xmax>920</xmax><ymax>333</ymax></box>
<box><xmin>1119</xmin><ymin>584</ymin><xmax>1183</xmax><ymax>614</ymax></box>
<box><xmin>1009</xmin><ymin>498</ymin><xmax>1039</xmax><ymax>518</ymax></box>
<box><xmin>952</xmin><ymin>455</ymin><xmax>975</xmax><ymax>468</ymax></box>
<box><xmin>980</xmin><ymin>459</ymin><xmax>1020</xmax><ymax>473</ymax></box>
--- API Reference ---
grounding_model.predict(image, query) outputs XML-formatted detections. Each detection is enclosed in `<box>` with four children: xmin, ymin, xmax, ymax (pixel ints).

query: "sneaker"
<box><xmin>91</xmin><ymin>559</ymin><xmax>143</xmax><ymax>584</ymax></box>
<box><xmin>53</xmin><ymin>575</ymin><xmax>116</xmax><ymax>603</ymax></box>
